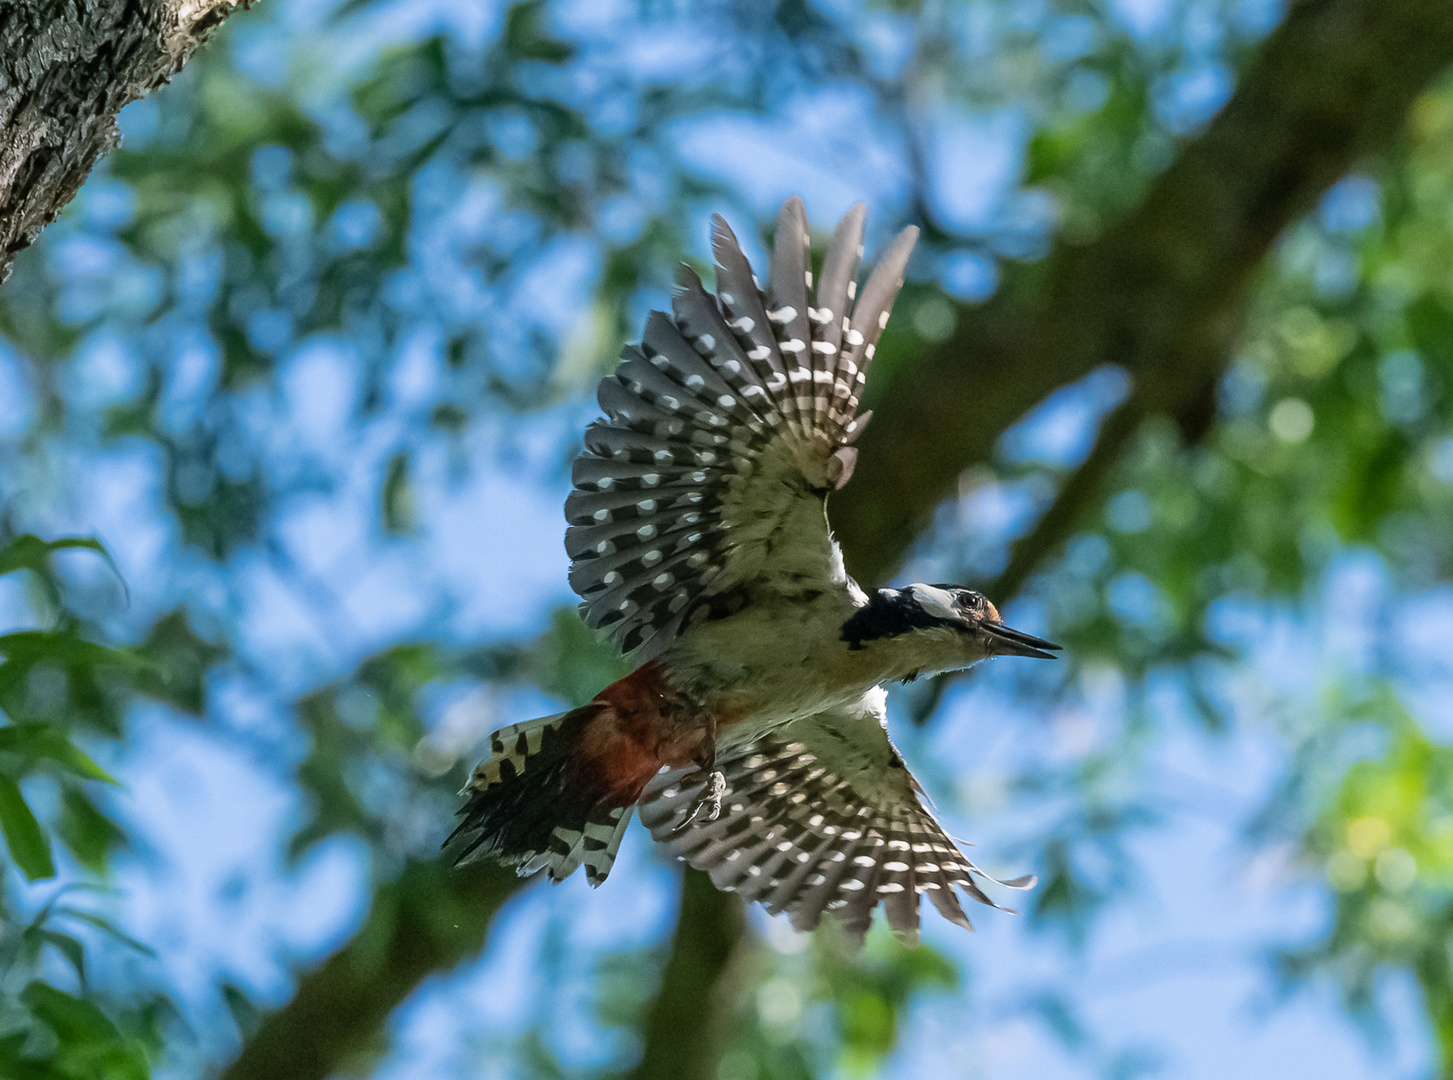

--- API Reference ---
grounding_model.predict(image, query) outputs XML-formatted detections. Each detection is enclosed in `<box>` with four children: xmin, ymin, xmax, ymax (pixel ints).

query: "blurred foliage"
<box><xmin>0</xmin><ymin>0</ymin><xmax>1449</xmax><ymax>1078</ymax></box>
<box><xmin>1282</xmin><ymin>690</ymin><xmax>1453</xmax><ymax>1071</ymax></box>
<box><xmin>0</xmin><ymin>535</ymin><xmax>132</xmax><ymax>880</ymax></box>
<box><xmin>594</xmin><ymin>925</ymin><xmax>958</xmax><ymax>1080</ymax></box>
<box><xmin>0</xmin><ymin>534</ymin><xmax>183</xmax><ymax>1078</ymax></box>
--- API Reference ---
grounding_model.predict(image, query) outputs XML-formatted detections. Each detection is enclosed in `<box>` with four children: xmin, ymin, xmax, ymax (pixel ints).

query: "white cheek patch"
<box><xmin>910</xmin><ymin>584</ymin><xmax>961</xmax><ymax>622</ymax></box>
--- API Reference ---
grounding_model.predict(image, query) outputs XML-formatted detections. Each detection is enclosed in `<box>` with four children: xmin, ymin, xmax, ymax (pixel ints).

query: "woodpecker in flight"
<box><xmin>451</xmin><ymin>197</ymin><xmax>1060</xmax><ymax>944</ymax></box>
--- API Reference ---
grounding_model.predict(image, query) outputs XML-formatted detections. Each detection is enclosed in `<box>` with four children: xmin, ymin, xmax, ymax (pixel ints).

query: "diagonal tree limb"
<box><xmin>994</xmin><ymin>387</ymin><xmax>1155</xmax><ymax>604</ymax></box>
<box><xmin>908</xmin><ymin>335</ymin><xmax>1231</xmax><ymax>725</ymax></box>
<box><xmin>219</xmin><ymin>859</ymin><xmax>526</xmax><ymax>1080</ymax></box>
<box><xmin>213</xmin><ymin>3</ymin><xmax>1453</xmax><ymax>1079</ymax></box>
<box><xmin>833</xmin><ymin>0</ymin><xmax>1453</xmax><ymax>583</ymax></box>
<box><xmin>907</xmin><ymin>377</ymin><xmax>1164</xmax><ymax>725</ymax></box>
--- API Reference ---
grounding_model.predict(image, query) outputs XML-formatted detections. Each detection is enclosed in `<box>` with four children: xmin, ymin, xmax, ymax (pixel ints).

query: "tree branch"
<box><xmin>219</xmin><ymin>860</ymin><xmax>524</xmax><ymax>1080</ymax></box>
<box><xmin>623</xmin><ymin>869</ymin><xmax>750</xmax><ymax>1080</ymax></box>
<box><xmin>0</xmin><ymin>0</ymin><xmax>251</xmax><ymax>281</ymax></box>
<box><xmin>833</xmin><ymin>0</ymin><xmax>1453</xmax><ymax>582</ymax></box>
<box><xmin>907</xmin><ymin>383</ymin><xmax>1157</xmax><ymax>725</ymax></box>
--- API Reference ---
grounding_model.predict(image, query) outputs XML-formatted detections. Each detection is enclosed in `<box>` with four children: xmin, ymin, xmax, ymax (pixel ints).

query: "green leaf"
<box><xmin>0</xmin><ymin>534</ymin><xmax>111</xmax><ymax>579</ymax></box>
<box><xmin>54</xmin><ymin>909</ymin><xmax>156</xmax><ymax>958</ymax></box>
<box><xmin>0</xmin><ymin>1030</ymin><xmax>32</xmax><ymax>1061</ymax></box>
<box><xmin>37</xmin><ymin>930</ymin><xmax>87</xmax><ymax>983</ymax></box>
<box><xmin>0</xmin><ymin>631</ymin><xmax>148</xmax><ymax>708</ymax></box>
<box><xmin>530</xmin><ymin>608</ymin><xmax>631</xmax><ymax>708</ymax></box>
<box><xmin>382</xmin><ymin>452</ymin><xmax>414</xmax><ymax>534</ymax></box>
<box><xmin>131</xmin><ymin>611</ymin><xmax>227</xmax><ymax>715</ymax></box>
<box><xmin>19</xmin><ymin>982</ymin><xmax>149</xmax><ymax>1080</ymax></box>
<box><xmin>21</xmin><ymin>982</ymin><xmax>120</xmax><ymax>1044</ymax></box>
<box><xmin>0</xmin><ymin>775</ymin><xmax>55</xmax><ymax>881</ymax></box>
<box><xmin>0</xmin><ymin>535</ymin><xmax>128</xmax><ymax>605</ymax></box>
<box><xmin>221</xmin><ymin>982</ymin><xmax>262</xmax><ymax>1040</ymax></box>
<box><xmin>56</xmin><ymin>789</ymin><xmax>127</xmax><ymax>872</ymax></box>
<box><xmin>0</xmin><ymin>726</ymin><xmax>117</xmax><ymax>785</ymax></box>
<box><xmin>0</xmin><ymin>631</ymin><xmax>142</xmax><ymax>669</ymax></box>
<box><xmin>503</xmin><ymin>0</ymin><xmax>574</xmax><ymax>63</ymax></box>
<box><xmin>1406</xmin><ymin>290</ymin><xmax>1453</xmax><ymax>373</ymax></box>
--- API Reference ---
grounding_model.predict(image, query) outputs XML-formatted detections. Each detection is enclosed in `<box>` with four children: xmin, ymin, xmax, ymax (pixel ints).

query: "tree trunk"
<box><xmin>0</xmin><ymin>0</ymin><xmax>250</xmax><ymax>280</ymax></box>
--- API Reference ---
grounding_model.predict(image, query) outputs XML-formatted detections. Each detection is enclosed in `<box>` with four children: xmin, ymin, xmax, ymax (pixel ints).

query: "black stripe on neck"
<box><xmin>841</xmin><ymin>589</ymin><xmax>954</xmax><ymax>651</ymax></box>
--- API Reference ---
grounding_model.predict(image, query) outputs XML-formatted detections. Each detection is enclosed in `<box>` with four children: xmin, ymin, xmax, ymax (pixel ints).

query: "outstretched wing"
<box><xmin>637</xmin><ymin>690</ymin><xmax>1034</xmax><ymax>946</ymax></box>
<box><xmin>566</xmin><ymin>198</ymin><xmax>918</xmax><ymax>659</ymax></box>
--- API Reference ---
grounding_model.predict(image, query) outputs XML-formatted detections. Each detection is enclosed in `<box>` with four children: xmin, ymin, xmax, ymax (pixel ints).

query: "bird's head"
<box><xmin>842</xmin><ymin>583</ymin><xmax>1062</xmax><ymax>672</ymax></box>
<box><xmin>910</xmin><ymin>584</ymin><xmax>1061</xmax><ymax>659</ymax></box>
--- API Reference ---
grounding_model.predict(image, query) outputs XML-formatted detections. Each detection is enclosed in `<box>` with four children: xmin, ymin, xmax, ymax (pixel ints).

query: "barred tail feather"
<box><xmin>448</xmin><ymin>709</ymin><xmax>635</xmax><ymax>887</ymax></box>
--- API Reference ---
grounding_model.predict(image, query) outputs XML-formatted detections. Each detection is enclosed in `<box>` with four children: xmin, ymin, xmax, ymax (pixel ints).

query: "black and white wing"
<box><xmin>637</xmin><ymin>690</ymin><xmax>1034</xmax><ymax>946</ymax></box>
<box><xmin>566</xmin><ymin>198</ymin><xmax>918</xmax><ymax>659</ymax></box>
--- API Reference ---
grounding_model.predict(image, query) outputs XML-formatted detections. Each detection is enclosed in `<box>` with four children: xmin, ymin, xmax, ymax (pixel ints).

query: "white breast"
<box><xmin>664</xmin><ymin>586</ymin><xmax>866</xmax><ymax>718</ymax></box>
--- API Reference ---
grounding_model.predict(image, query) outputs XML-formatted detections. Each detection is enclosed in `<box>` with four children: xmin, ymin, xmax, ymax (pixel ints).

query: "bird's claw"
<box><xmin>675</xmin><ymin>769</ymin><xmax>726</xmax><ymax>830</ymax></box>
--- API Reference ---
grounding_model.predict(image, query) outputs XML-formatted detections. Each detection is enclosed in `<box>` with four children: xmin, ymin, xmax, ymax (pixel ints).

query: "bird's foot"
<box><xmin>676</xmin><ymin>768</ymin><xmax>726</xmax><ymax>829</ymax></box>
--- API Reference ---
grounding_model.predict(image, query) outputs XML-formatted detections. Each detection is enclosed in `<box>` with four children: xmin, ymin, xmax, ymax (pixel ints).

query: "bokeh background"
<box><xmin>3</xmin><ymin>0</ymin><xmax>1453</xmax><ymax>1077</ymax></box>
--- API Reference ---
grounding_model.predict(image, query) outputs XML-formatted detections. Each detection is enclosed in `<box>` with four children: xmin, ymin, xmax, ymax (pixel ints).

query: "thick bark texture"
<box><xmin>0</xmin><ymin>0</ymin><xmax>249</xmax><ymax>280</ymax></box>
<box><xmin>206</xmin><ymin>1</ymin><xmax>1453</xmax><ymax>1079</ymax></box>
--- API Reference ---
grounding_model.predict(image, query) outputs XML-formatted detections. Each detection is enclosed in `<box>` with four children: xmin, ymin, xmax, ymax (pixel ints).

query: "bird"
<box><xmin>449</xmin><ymin>197</ymin><xmax>1061</xmax><ymax>945</ymax></box>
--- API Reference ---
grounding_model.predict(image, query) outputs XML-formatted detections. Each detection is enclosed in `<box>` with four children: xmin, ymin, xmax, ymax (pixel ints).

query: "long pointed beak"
<box><xmin>982</xmin><ymin>621</ymin><xmax>1062</xmax><ymax>660</ymax></box>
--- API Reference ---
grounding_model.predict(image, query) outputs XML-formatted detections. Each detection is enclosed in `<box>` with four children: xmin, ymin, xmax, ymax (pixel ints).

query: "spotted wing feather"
<box><xmin>638</xmin><ymin>691</ymin><xmax>1033</xmax><ymax>946</ymax></box>
<box><xmin>567</xmin><ymin>200</ymin><xmax>919</xmax><ymax>659</ymax></box>
<box><xmin>712</xmin><ymin>215</ymin><xmax>799</xmax><ymax>432</ymax></box>
<box><xmin>768</xmin><ymin>197</ymin><xmax>817</xmax><ymax>429</ymax></box>
<box><xmin>831</xmin><ymin>225</ymin><xmax>917</xmax><ymax>432</ymax></box>
<box><xmin>812</xmin><ymin>204</ymin><xmax>865</xmax><ymax>429</ymax></box>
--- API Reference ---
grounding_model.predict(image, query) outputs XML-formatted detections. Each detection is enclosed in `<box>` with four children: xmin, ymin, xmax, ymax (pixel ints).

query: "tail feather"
<box><xmin>448</xmin><ymin>708</ymin><xmax>636</xmax><ymax>887</ymax></box>
<box><xmin>583</xmin><ymin>805</ymin><xmax>634</xmax><ymax>886</ymax></box>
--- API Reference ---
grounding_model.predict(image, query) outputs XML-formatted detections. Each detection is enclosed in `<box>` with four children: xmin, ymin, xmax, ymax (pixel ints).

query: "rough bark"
<box><xmin>210</xmin><ymin>1</ymin><xmax>1453</xmax><ymax>1079</ymax></box>
<box><xmin>0</xmin><ymin>0</ymin><xmax>250</xmax><ymax>281</ymax></box>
